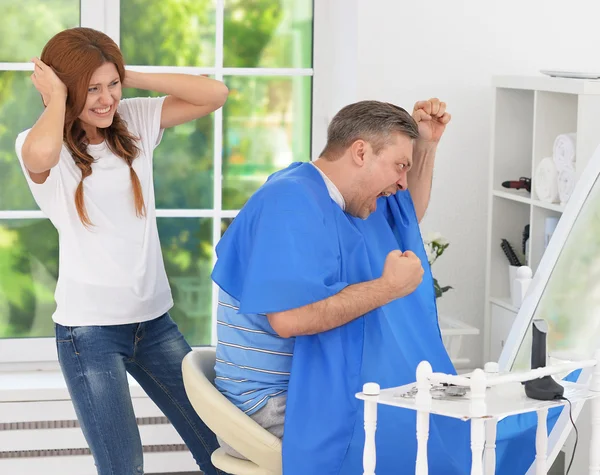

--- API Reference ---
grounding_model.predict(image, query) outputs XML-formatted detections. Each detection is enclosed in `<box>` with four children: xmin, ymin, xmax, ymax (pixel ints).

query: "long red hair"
<box><xmin>40</xmin><ymin>27</ymin><xmax>145</xmax><ymax>226</ymax></box>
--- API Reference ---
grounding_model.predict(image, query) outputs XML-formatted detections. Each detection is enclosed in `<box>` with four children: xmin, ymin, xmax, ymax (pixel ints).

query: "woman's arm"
<box><xmin>123</xmin><ymin>71</ymin><xmax>229</xmax><ymax>129</ymax></box>
<box><xmin>22</xmin><ymin>58</ymin><xmax>68</xmax><ymax>182</ymax></box>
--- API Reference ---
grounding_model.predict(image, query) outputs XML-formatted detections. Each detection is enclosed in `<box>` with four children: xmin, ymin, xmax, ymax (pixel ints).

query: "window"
<box><xmin>0</xmin><ymin>0</ymin><xmax>314</xmax><ymax>362</ymax></box>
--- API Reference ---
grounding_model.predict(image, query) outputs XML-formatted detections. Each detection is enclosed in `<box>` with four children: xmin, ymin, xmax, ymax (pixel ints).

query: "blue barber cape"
<box><xmin>212</xmin><ymin>162</ymin><xmax>561</xmax><ymax>475</ymax></box>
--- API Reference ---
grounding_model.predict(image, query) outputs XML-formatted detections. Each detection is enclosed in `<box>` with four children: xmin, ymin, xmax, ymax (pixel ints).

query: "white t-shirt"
<box><xmin>310</xmin><ymin>162</ymin><xmax>345</xmax><ymax>210</ymax></box>
<box><xmin>15</xmin><ymin>97</ymin><xmax>173</xmax><ymax>326</ymax></box>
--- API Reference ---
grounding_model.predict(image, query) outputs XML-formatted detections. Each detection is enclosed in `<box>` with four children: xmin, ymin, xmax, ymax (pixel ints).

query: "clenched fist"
<box><xmin>412</xmin><ymin>98</ymin><xmax>451</xmax><ymax>144</ymax></box>
<box><xmin>380</xmin><ymin>250</ymin><xmax>424</xmax><ymax>300</ymax></box>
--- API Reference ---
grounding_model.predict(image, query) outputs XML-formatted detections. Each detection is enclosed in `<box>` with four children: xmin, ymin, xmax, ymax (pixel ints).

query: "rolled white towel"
<box><xmin>552</xmin><ymin>133</ymin><xmax>577</xmax><ymax>172</ymax></box>
<box><xmin>534</xmin><ymin>157</ymin><xmax>559</xmax><ymax>203</ymax></box>
<box><xmin>557</xmin><ymin>168</ymin><xmax>576</xmax><ymax>205</ymax></box>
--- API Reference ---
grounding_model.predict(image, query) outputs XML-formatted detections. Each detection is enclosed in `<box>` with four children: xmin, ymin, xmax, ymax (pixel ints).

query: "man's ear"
<box><xmin>350</xmin><ymin>139</ymin><xmax>367</xmax><ymax>167</ymax></box>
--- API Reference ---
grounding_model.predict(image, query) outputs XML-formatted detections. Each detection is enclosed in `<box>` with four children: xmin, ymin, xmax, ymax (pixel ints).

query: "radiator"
<box><xmin>0</xmin><ymin>374</ymin><xmax>200</xmax><ymax>475</ymax></box>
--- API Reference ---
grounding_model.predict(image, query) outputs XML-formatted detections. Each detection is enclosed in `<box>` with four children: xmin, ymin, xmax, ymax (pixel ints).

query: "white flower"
<box><xmin>422</xmin><ymin>231</ymin><xmax>452</xmax><ymax>298</ymax></box>
<box><xmin>424</xmin><ymin>231</ymin><xmax>442</xmax><ymax>244</ymax></box>
<box><xmin>423</xmin><ymin>232</ymin><xmax>448</xmax><ymax>246</ymax></box>
<box><xmin>435</xmin><ymin>236</ymin><xmax>449</xmax><ymax>246</ymax></box>
<box><xmin>425</xmin><ymin>243</ymin><xmax>437</xmax><ymax>265</ymax></box>
<box><xmin>424</xmin><ymin>231</ymin><xmax>448</xmax><ymax>247</ymax></box>
<box><xmin>423</xmin><ymin>231</ymin><xmax>450</xmax><ymax>265</ymax></box>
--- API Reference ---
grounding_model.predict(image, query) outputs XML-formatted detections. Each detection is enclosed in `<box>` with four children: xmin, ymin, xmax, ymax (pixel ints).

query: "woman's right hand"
<box><xmin>30</xmin><ymin>57</ymin><xmax>67</xmax><ymax>106</ymax></box>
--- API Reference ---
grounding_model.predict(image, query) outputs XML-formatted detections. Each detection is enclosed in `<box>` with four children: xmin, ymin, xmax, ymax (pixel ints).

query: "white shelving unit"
<box><xmin>484</xmin><ymin>75</ymin><xmax>600</xmax><ymax>363</ymax></box>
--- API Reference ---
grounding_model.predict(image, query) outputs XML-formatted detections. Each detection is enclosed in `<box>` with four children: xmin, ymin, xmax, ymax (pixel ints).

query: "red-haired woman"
<box><xmin>15</xmin><ymin>27</ymin><xmax>228</xmax><ymax>475</ymax></box>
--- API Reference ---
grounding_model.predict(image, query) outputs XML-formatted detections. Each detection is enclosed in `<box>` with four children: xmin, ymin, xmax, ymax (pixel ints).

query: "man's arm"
<box><xmin>407</xmin><ymin>98</ymin><xmax>452</xmax><ymax>222</ymax></box>
<box><xmin>408</xmin><ymin>142</ymin><xmax>437</xmax><ymax>222</ymax></box>
<box><xmin>267</xmin><ymin>250</ymin><xmax>424</xmax><ymax>338</ymax></box>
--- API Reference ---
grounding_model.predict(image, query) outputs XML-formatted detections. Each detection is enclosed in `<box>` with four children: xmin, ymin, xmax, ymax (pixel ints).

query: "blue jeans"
<box><xmin>55</xmin><ymin>312</ymin><xmax>224</xmax><ymax>475</ymax></box>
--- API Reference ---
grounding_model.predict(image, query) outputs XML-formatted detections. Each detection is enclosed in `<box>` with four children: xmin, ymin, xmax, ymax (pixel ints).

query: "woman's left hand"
<box><xmin>122</xmin><ymin>69</ymin><xmax>137</xmax><ymax>89</ymax></box>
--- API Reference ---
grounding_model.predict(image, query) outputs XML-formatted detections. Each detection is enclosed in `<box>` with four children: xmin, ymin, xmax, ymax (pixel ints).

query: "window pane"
<box><xmin>121</xmin><ymin>89</ymin><xmax>215</xmax><ymax>209</ymax></box>
<box><xmin>0</xmin><ymin>72</ymin><xmax>44</xmax><ymax>210</ymax></box>
<box><xmin>120</xmin><ymin>0</ymin><xmax>216</xmax><ymax>67</ymax></box>
<box><xmin>0</xmin><ymin>220</ymin><xmax>58</xmax><ymax>339</ymax></box>
<box><xmin>221</xmin><ymin>218</ymin><xmax>234</xmax><ymax>237</ymax></box>
<box><xmin>0</xmin><ymin>0</ymin><xmax>79</xmax><ymax>62</ymax></box>
<box><xmin>222</xmin><ymin>75</ymin><xmax>312</xmax><ymax>210</ymax></box>
<box><xmin>224</xmin><ymin>0</ymin><xmax>313</xmax><ymax>69</ymax></box>
<box><xmin>159</xmin><ymin>218</ymin><xmax>213</xmax><ymax>346</ymax></box>
<box><xmin>0</xmin><ymin>217</ymin><xmax>214</xmax><ymax>342</ymax></box>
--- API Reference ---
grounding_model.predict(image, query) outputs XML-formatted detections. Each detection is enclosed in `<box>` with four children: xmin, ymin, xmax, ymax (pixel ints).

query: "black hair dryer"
<box><xmin>524</xmin><ymin>319</ymin><xmax>564</xmax><ymax>400</ymax></box>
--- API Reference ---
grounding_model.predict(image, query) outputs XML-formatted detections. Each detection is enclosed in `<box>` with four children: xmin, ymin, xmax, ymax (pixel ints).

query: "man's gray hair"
<box><xmin>320</xmin><ymin>100</ymin><xmax>419</xmax><ymax>160</ymax></box>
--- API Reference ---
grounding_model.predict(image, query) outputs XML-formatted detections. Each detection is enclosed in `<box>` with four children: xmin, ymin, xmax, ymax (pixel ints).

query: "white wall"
<box><xmin>312</xmin><ymin>0</ymin><xmax>359</xmax><ymax>157</ymax></box>
<box><xmin>315</xmin><ymin>0</ymin><xmax>600</xmax><ymax>369</ymax></box>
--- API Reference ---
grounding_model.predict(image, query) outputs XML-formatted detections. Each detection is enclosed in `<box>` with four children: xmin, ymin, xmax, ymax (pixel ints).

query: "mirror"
<box><xmin>500</xmin><ymin>147</ymin><xmax>600</xmax><ymax>371</ymax></box>
<box><xmin>498</xmin><ymin>145</ymin><xmax>600</xmax><ymax>471</ymax></box>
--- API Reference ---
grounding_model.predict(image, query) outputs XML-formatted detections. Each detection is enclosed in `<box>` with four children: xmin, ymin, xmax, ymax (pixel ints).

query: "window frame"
<box><xmin>0</xmin><ymin>0</ymin><xmax>335</xmax><ymax>367</ymax></box>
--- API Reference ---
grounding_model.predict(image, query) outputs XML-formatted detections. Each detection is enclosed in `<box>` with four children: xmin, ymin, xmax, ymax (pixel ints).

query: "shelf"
<box><xmin>492</xmin><ymin>190</ymin><xmax>531</xmax><ymax>205</ymax></box>
<box><xmin>492</xmin><ymin>190</ymin><xmax>565</xmax><ymax>212</ymax></box>
<box><xmin>530</xmin><ymin>199</ymin><xmax>565</xmax><ymax>213</ymax></box>
<box><xmin>359</xmin><ymin>381</ymin><xmax>596</xmax><ymax>421</ymax></box>
<box><xmin>489</xmin><ymin>297</ymin><xmax>518</xmax><ymax>314</ymax></box>
<box><xmin>493</xmin><ymin>75</ymin><xmax>600</xmax><ymax>95</ymax></box>
<box><xmin>485</xmin><ymin>74</ymin><xmax>600</xmax><ymax>364</ymax></box>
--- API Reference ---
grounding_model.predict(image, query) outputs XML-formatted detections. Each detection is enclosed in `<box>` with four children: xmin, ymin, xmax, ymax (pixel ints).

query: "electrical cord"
<box><xmin>555</xmin><ymin>395</ymin><xmax>577</xmax><ymax>474</ymax></box>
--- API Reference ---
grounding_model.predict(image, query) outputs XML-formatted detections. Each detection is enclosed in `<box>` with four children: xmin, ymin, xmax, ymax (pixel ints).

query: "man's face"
<box><xmin>346</xmin><ymin>133</ymin><xmax>413</xmax><ymax>219</ymax></box>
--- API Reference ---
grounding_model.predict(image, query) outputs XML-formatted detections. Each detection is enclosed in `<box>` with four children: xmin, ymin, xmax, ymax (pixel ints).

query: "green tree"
<box><xmin>0</xmin><ymin>1</ymin><xmax>77</xmax><ymax>337</ymax></box>
<box><xmin>223</xmin><ymin>0</ymin><xmax>283</xmax><ymax>68</ymax></box>
<box><xmin>120</xmin><ymin>0</ymin><xmax>296</xmax><ymax>342</ymax></box>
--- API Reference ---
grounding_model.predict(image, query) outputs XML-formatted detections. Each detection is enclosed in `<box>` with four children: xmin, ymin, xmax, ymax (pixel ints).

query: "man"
<box><xmin>211</xmin><ymin>99</ymin><xmax>473</xmax><ymax>474</ymax></box>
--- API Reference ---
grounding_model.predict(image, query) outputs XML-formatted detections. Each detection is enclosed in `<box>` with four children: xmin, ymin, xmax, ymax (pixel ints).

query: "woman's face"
<box><xmin>78</xmin><ymin>62</ymin><xmax>122</xmax><ymax>130</ymax></box>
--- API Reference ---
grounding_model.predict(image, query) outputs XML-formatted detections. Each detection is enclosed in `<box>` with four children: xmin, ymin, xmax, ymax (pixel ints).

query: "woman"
<box><xmin>15</xmin><ymin>27</ymin><xmax>228</xmax><ymax>475</ymax></box>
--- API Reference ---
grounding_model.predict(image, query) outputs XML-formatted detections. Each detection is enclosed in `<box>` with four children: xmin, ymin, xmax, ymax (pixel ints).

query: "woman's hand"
<box><xmin>122</xmin><ymin>69</ymin><xmax>138</xmax><ymax>89</ymax></box>
<box><xmin>30</xmin><ymin>57</ymin><xmax>67</xmax><ymax>106</ymax></box>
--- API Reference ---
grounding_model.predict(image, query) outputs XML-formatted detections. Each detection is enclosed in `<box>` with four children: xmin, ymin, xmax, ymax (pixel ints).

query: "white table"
<box><xmin>356</xmin><ymin>352</ymin><xmax>600</xmax><ymax>475</ymax></box>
